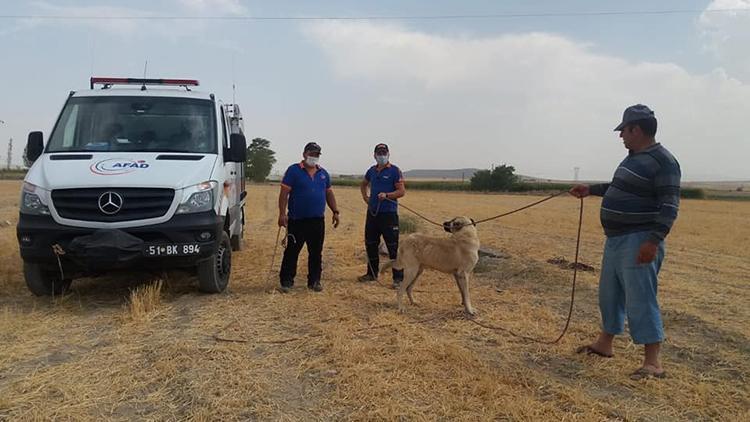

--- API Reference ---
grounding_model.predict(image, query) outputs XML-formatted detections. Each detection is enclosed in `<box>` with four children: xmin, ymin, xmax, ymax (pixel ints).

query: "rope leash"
<box><xmin>369</xmin><ymin>196</ymin><xmax>443</xmax><ymax>227</ymax></box>
<box><xmin>472</xmin><ymin>191</ymin><xmax>568</xmax><ymax>224</ymax></box>
<box><xmin>374</xmin><ymin>191</ymin><xmax>568</xmax><ymax>228</ymax></box>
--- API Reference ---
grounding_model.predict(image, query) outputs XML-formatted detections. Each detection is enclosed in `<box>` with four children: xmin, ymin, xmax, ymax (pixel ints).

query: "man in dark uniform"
<box><xmin>278</xmin><ymin>142</ymin><xmax>340</xmax><ymax>293</ymax></box>
<box><xmin>358</xmin><ymin>143</ymin><xmax>406</xmax><ymax>288</ymax></box>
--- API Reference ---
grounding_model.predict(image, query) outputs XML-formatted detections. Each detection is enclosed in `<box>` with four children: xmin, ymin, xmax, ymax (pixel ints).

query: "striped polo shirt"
<box><xmin>589</xmin><ymin>143</ymin><xmax>681</xmax><ymax>243</ymax></box>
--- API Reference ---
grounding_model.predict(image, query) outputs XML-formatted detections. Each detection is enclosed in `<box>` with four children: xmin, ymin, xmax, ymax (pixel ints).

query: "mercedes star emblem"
<box><xmin>98</xmin><ymin>191</ymin><xmax>124</xmax><ymax>215</ymax></box>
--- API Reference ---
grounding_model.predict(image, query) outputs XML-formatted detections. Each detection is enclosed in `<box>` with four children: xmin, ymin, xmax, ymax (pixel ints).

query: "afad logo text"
<box><xmin>90</xmin><ymin>159</ymin><xmax>150</xmax><ymax>175</ymax></box>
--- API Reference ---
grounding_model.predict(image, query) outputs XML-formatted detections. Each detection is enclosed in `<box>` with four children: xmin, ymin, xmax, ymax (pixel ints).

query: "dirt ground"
<box><xmin>0</xmin><ymin>180</ymin><xmax>748</xmax><ymax>420</ymax></box>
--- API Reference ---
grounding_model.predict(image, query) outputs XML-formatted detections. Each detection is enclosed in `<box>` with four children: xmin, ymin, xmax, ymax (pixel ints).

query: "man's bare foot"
<box><xmin>630</xmin><ymin>364</ymin><xmax>666</xmax><ymax>380</ymax></box>
<box><xmin>576</xmin><ymin>344</ymin><xmax>614</xmax><ymax>358</ymax></box>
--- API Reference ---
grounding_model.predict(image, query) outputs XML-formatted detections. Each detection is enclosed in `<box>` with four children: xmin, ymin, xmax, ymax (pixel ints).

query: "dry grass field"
<box><xmin>0</xmin><ymin>180</ymin><xmax>748</xmax><ymax>420</ymax></box>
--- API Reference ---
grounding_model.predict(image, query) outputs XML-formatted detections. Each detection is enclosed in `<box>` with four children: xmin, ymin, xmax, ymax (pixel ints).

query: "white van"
<box><xmin>17</xmin><ymin>77</ymin><xmax>247</xmax><ymax>295</ymax></box>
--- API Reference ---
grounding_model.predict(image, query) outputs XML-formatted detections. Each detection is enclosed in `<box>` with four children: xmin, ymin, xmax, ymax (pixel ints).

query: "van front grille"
<box><xmin>51</xmin><ymin>188</ymin><xmax>174</xmax><ymax>222</ymax></box>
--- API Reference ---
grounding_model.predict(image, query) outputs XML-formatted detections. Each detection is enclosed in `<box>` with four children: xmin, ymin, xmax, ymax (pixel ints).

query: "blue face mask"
<box><xmin>375</xmin><ymin>155</ymin><xmax>389</xmax><ymax>166</ymax></box>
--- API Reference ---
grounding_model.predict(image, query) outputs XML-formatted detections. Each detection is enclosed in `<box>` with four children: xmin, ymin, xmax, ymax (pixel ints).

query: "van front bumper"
<box><xmin>17</xmin><ymin>212</ymin><xmax>224</xmax><ymax>274</ymax></box>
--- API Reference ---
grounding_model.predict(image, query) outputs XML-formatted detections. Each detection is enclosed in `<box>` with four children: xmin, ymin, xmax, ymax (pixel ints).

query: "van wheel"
<box><xmin>23</xmin><ymin>262</ymin><xmax>72</xmax><ymax>296</ymax></box>
<box><xmin>197</xmin><ymin>232</ymin><xmax>231</xmax><ymax>293</ymax></box>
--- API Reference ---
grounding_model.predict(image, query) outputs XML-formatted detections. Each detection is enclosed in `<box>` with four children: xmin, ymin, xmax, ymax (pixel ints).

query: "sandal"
<box><xmin>629</xmin><ymin>367</ymin><xmax>666</xmax><ymax>380</ymax></box>
<box><xmin>576</xmin><ymin>345</ymin><xmax>614</xmax><ymax>358</ymax></box>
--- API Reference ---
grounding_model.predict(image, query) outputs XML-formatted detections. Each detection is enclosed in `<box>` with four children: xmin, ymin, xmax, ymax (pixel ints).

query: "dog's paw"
<box><xmin>465</xmin><ymin>307</ymin><xmax>477</xmax><ymax>317</ymax></box>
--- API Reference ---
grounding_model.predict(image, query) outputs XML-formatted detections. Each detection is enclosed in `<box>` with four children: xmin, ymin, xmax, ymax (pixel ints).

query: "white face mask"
<box><xmin>375</xmin><ymin>154</ymin><xmax>389</xmax><ymax>166</ymax></box>
<box><xmin>305</xmin><ymin>156</ymin><xmax>319</xmax><ymax>167</ymax></box>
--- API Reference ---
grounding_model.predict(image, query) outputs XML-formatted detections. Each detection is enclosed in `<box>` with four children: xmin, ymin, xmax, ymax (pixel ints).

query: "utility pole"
<box><xmin>573</xmin><ymin>166</ymin><xmax>580</xmax><ymax>182</ymax></box>
<box><xmin>6</xmin><ymin>138</ymin><xmax>12</xmax><ymax>170</ymax></box>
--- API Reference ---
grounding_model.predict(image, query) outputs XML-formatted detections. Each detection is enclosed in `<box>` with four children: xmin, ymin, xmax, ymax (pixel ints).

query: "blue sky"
<box><xmin>1</xmin><ymin>0</ymin><xmax>749</xmax><ymax>180</ymax></box>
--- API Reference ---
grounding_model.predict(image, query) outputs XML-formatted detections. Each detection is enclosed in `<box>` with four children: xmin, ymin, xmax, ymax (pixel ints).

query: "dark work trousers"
<box><xmin>365</xmin><ymin>212</ymin><xmax>403</xmax><ymax>281</ymax></box>
<box><xmin>279</xmin><ymin>217</ymin><xmax>325</xmax><ymax>287</ymax></box>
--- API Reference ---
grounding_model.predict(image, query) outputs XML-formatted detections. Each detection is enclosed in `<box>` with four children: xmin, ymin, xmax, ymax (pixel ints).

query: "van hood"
<box><xmin>26</xmin><ymin>152</ymin><xmax>219</xmax><ymax>190</ymax></box>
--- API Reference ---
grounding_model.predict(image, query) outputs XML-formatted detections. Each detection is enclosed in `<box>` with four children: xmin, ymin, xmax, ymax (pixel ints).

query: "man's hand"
<box><xmin>377</xmin><ymin>192</ymin><xmax>388</xmax><ymax>201</ymax></box>
<box><xmin>636</xmin><ymin>241</ymin><xmax>658</xmax><ymax>264</ymax></box>
<box><xmin>569</xmin><ymin>184</ymin><xmax>590</xmax><ymax>198</ymax></box>
<box><xmin>332</xmin><ymin>212</ymin><xmax>340</xmax><ymax>228</ymax></box>
<box><xmin>278</xmin><ymin>214</ymin><xmax>288</xmax><ymax>228</ymax></box>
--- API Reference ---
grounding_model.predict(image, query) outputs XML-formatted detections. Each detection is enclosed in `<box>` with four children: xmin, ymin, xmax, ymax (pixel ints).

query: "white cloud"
<box><xmin>305</xmin><ymin>21</ymin><xmax>750</xmax><ymax>180</ymax></box>
<box><xmin>699</xmin><ymin>0</ymin><xmax>750</xmax><ymax>83</ymax></box>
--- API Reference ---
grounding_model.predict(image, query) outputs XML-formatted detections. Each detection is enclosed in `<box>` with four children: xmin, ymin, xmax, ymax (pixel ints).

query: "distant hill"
<box><xmin>403</xmin><ymin>168</ymin><xmax>479</xmax><ymax>180</ymax></box>
<box><xmin>402</xmin><ymin>168</ymin><xmax>546</xmax><ymax>181</ymax></box>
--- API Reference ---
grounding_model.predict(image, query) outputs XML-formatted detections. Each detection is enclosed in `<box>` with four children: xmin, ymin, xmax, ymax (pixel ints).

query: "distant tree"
<box><xmin>245</xmin><ymin>138</ymin><xmax>277</xmax><ymax>182</ymax></box>
<box><xmin>469</xmin><ymin>169</ymin><xmax>493</xmax><ymax>191</ymax></box>
<box><xmin>470</xmin><ymin>164</ymin><xmax>518</xmax><ymax>191</ymax></box>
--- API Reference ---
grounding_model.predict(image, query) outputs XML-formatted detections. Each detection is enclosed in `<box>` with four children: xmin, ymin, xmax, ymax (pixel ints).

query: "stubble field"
<box><xmin>1</xmin><ymin>181</ymin><xmax>748</xmax><ymax>420</ymax></box>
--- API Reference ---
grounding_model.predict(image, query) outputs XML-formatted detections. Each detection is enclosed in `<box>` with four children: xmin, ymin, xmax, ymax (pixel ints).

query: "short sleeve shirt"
<box><xmin>281</xmin><ymin>162</ymin><xmax>331</xmax><ymax>219</ymax></box>
<box><xmin>364</xmin><ymin>163</ymin><xmax>404</xmax><ymax>213</ymax></box>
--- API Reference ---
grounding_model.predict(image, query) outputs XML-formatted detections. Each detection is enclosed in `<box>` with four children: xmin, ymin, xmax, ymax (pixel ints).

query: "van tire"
<box><xmin>197</xmin><ymin>231</ymin><xmax>231</xmax><ymax>293</ymax></box>
<box><xmin>23</xmin><ymin>262</ymin><xmax>72</xmax><ymax>296</ymax></box>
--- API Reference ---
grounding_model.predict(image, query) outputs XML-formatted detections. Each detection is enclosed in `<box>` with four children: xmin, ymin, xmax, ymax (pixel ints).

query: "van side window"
<box><xmin>219</xmin><ymin>105</ymin><xmax>229</xmax><ymax>148</ymax></box>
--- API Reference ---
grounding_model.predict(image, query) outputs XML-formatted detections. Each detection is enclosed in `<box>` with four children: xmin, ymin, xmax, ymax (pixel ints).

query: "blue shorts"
<box><xmin>599</xmin><ymin>231</ymin><xmax>666</xmax><ymax>344</ymax></box>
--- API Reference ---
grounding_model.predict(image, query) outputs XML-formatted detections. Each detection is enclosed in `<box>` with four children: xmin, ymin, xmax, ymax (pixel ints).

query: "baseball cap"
<box><xmin>304</xmin><ymin>142</ymin><xmax>322</xmax><ymax>154</ymax></box>
<box><xmin>374</xmin><ymin>143</ymin><xmax>389</xmax><ymax>153</ymax></box>
<box><xmin>614</xmin><ymin>104</ymin><xmax>656</xmax><ymax>131</ymax></box>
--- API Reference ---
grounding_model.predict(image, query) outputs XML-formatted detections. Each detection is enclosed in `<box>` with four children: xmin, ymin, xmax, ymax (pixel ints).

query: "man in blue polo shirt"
<box><xmin>278</xmin><ymin>142</ymin><xmax>340</xmax><ymax>293</ymax></box>
<box><xmin>358</xmin><ymin>143</ymin><xmax>406</xmax><ymax>288</ymax></box>
<box><xmin>570</xmin><ymin>104</ymin><xmax>680</xmax><ymax>380</ymax></box>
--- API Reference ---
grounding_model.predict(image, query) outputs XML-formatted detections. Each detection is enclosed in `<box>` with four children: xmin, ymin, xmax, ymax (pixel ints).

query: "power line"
<box><xmin>0</xmin><ymin>8</ymin><xmax>748</xmax><ymax>21</ymax></box>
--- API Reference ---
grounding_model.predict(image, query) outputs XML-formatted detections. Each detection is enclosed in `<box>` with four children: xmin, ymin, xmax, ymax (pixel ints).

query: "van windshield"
<box><xmin>46</xmin><ymin>96</ymin><xmax>217</xmax><ymax>153</ymax></box>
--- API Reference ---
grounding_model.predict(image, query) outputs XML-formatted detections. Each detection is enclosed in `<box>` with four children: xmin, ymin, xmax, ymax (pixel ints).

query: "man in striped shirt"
<box><xmin>570</xmin><ymin>104</ymin><xmax>680</xmax><ymax>380</ymax></box>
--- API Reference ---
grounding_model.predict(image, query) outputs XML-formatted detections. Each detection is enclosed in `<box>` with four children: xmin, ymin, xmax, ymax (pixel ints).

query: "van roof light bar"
<box><xmin>90</xmin><ymin>77</ymin><xmax>200</xmax><ymax>90</ymax></box>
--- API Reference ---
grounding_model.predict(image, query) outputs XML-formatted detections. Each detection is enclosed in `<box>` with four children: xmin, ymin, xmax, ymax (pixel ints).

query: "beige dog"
<box><xmin>385</xmin><ymin>216</ymin><xmax>480</xmax><ymax>315</ymax></box>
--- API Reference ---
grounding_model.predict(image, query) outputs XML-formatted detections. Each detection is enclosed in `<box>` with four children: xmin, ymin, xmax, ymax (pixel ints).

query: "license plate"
<box><xmin>144</xmin><ymin>244</ymin><xmax>201</xmax><ymax>257</ymax></box>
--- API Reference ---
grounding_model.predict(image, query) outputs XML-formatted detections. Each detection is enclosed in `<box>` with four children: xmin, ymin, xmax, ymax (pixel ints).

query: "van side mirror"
<box><xmin>225</xmin><ymin>133</ymin><xmax>247</xmax><ymax>162</ymax></box>
<box><xmin>26</xmin><ymin>132</ymin><xmax>44</xmax><ymax>163</ymax></box>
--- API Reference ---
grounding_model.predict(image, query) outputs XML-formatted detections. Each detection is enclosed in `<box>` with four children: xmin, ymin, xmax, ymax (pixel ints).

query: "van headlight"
<box><xmin>176</xmin><ymin>181</ymin><xmax>217</xmax><ymax>214</ymax></box>
<box><xmin>20</xmin><ymin>182</ymin><xmax>51</xmax><ymax>215</ymax></box>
